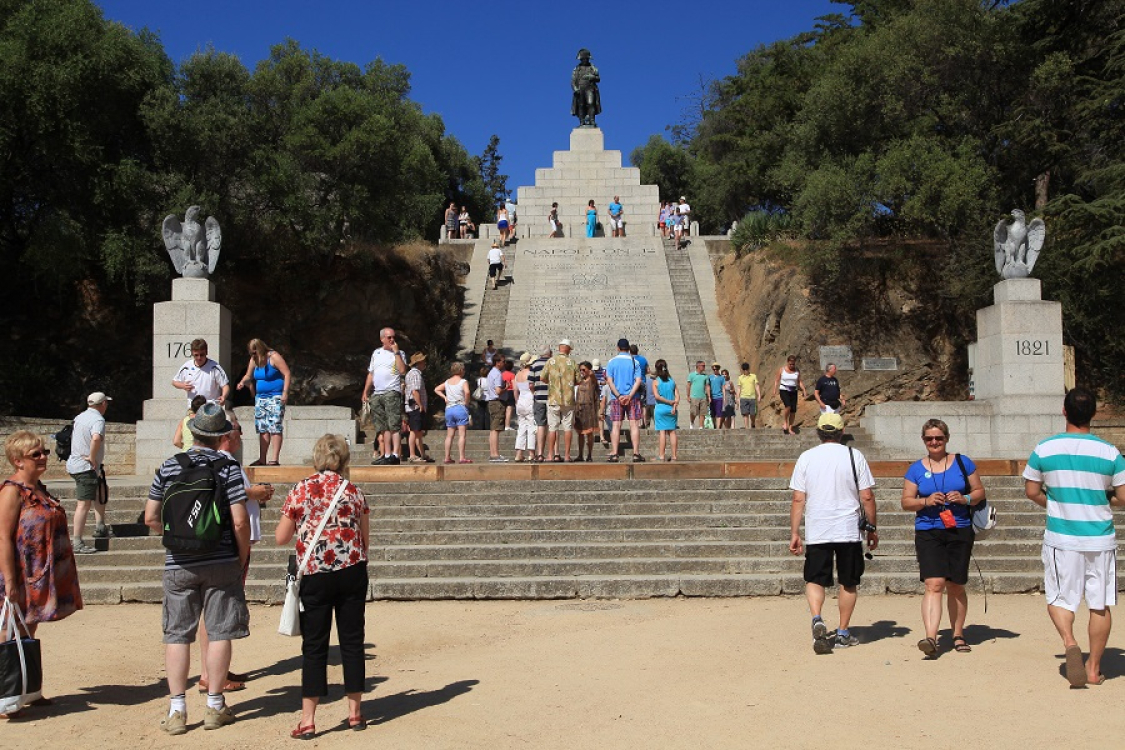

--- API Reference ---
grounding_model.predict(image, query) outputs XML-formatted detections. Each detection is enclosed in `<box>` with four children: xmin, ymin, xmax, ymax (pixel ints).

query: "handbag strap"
<box><xmin>848</xmin><ymin>446</ymin><xmax>868</xmax><ymax>527</ymax></box>
<box><xmin>295</xmin><ymin>477</ymin><xmax>349</xmax><ymax>581</ymax></box>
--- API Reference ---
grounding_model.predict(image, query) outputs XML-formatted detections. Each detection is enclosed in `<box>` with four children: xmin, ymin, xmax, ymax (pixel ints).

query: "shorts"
<box><xmin>780</xmin><ymin>388</ymin><xmax>798</xmax><ymax>410</ymax></box>
<box><xmin>722</xmin><ymin>404</ymin><xmax>735</xmax><ymax>418</ymax></box>
<box><xmin>370</xmin><ymin>390</ymin><xmax>403</xmax><ymax>434</ymax></box>
<box><xmin>488</xmin><ymin>400</ymin><xmax>506</xmax><ymax>431</ymax></box>
<box><xmin>497</xmin><ymin>220</ymin><xmax>509</xmax><ymax>230</ymax></box>
<box><xmin>445</xmin><ymin>404</ymin><xmax>470</xmax><ymax>428</ymax></box>
<box><xmin>162</xmin><ymin>560</ymin><xmax>250</xmax><ymax>644</ymax></box>
<box><xmin>406</xmin><ymin>409</ymin><xmax>424</xmax><ymax>432</ymax></box>
<box><xmin>804</xmin><ymin>542</ymin><xmax>865</xmax><ymax>588</ymax></box>
<box><xmin>254</xmin><ymin>394</ymin><xmax>284</xmax><ymax>434</ymax></box>
<box><xmin>609</xmin><ymin>216</ymin><xmax>623</xmax><ymax>229</ymax></box>
<box><xmin>710</xmin><ymin>398</ymin><xmax>724</xmax><ymax>419</ymax></box>
<box><xmin>533</xmin><ymin>400</ymin><xmax>548</xmax><ymax>427</ymax></box>
<box><xmin>690</xmin><ymin>398</ymin><xmax>707</xmax><ymax>422</ymax></box>
<box><xmin>1043</xmin><ymin>544</ymin><xmax>1117</xmax><ymax>612</ymax></box>
<box><xmin>740</xmin><ymin>398</ymin><xmax>758</xmax><ymax>416</ymax></box>
<box><xmin>71</xmin><ymin>469</ymin><xmax>99</xmax><ymax>502</ymax></box>
<box><xmin>489</xmin><ymin>262</ymin><xmax>503</xmax><ymax>278</ymax></box>
<box><xmin>915</xmin><ymin>527</ymin><xmax>974</xmax><ymax>584</ymax></box>
<box><xmin>547</xmin><ymin>403</ymin><xmax>575</xmax><ymax>432</ymax></box>
<box><xmin>609</xmin><ymin>396</ymin><xmax>643</xmax><ymax>423</ymax></box>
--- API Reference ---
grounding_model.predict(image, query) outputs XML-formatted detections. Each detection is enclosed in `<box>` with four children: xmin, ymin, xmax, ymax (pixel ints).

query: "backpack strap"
<box><xmin>954</xmin><ymin>453</ymin><xmax>971</xmax><ymax>495</ymax></box>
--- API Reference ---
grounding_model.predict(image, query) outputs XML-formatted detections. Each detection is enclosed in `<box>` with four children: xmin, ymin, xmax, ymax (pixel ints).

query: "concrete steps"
<box><xmin>55</xmin><ymin>473</ymin><xmax>1104</xmax><ymax>603</ymax></box>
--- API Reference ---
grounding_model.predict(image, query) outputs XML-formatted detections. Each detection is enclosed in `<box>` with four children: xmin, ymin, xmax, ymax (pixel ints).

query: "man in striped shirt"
<box><xmin>1024</xmin><ymin>387</ymin><xmax>1125</xmax><ymax>688</ymax></box>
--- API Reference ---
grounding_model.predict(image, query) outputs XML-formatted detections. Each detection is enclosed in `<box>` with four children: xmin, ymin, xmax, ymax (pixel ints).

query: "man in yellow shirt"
<box><xmin>736</xmin><ymin>363</ymin><xmax>762</xmax><ymax>429</ymax></box>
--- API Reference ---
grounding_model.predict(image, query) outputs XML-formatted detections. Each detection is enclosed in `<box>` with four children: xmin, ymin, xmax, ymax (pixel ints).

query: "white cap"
<box><xmin>87</xmin><ymin>392</ymin><xmax>112</xmax><ymax>406</ymax></box>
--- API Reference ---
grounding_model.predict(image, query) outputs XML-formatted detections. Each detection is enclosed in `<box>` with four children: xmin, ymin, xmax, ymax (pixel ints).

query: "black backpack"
<box><xmin>54</xmin><ymin>424</ymin><xmax>73</xmax><ymax>462</ymax></box>
<box><xmin>160</xmin><ymin>452</ymin><xmax>234</xmax><ymax>553</ymax></box>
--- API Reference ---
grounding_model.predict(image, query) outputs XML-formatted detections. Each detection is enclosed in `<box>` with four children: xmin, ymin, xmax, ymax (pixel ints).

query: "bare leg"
<box><xmin>1088</xmin><ymin>608</ymin><xmax>1112</xmax><ymax>682</ymax></box>
<box><xmin>1047</xmin><ymin>603</ymin><xmax>1079</xmax><ymax>648</ymax></box>
<box><xmin>444</xmin><ymin>428</ymin><xmax>453</xmax><ymax>462</ymax></box>
<box><xmin>922</xmin><ymin>578</ymin><xmax>946</xmax><ymax>640</ymax></box>
<box><xmin>258</xmin><ymin>432</ymin><xmax>269</xmax><ymax>463</ymax></box>
<box><xmin>456</xmin><ymin>426</ymin><xmax>467</xmax><ymax>461</ymax></box>
<box><xmin>548</xmin><ymin>431</ymin><xmax>558</xmax><ymax>458</ymax></box>
<box><xmin>269</xmin><ymin>433</ymin><xmax>283</xmax><ymax>463</ymax></box>
<box><xmin>838</xmin><ymin>585</ymin><xmax>858</xmax><ymax>631</ymax></box>
<box><xmin>347</xmin><ymin>692</ymin><xmax>362</xmax><ymax>721</ymax></box>
<box><xmin>946</xmin><ymin>582</ymin><xmax>968</xmax><ymax>638</ymax></box>
<box><xmin>670</xmin><ymin>430</ymin><xmax>678</xmax><ymax>460</ymax></box>
<box><xmin>72</xmin><ymin>499</ymin><xmax>91</xmax><ymax>541</ymax></box>
<box><xmin>205</xmin><ymin>638</ymin><xmax>231</xmax><ymax>699</ymax></box>
<box><xmin>610</xmin><ymin>420</ymin><xmax>623</xmax><ymax>457</ymax></box>
<box><xmin>658</xmin><ymin>430</ymin><xmax>667</xmax><ymax>459</ymax></box>
<box><xmin>166</xmin><ymin>643</ymin><xmax>190</xmax><ymax>698</ymax></box>
<box><xmin>199</xmin><ymin>621</ymin><xmax>210</xmax><ymax>684</ymax></box>
<box><xmin>390</xmin><ymin>430</ymin><xmax>402</xmax><ymax>457</ymax></box>
<box><xmin>300</xmin><ymin>696</ymin><xmax>320</xmax><ymax>729</ymax></box>
<box><xmin>805</xmin><ymin>582</ymin><xmax>826</xmax><ymax>619</ymax></box>
<box><xmin>562</xmin><ymin>430</ymin><xmax>572</xmax><ymax>461</ymax></box>
<box><xmin>629</xmin><ymin>419</ymin><xmax>641</xmax><ymax>456</ymax></box>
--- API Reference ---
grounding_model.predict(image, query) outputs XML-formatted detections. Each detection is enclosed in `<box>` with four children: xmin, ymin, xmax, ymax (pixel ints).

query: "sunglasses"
<box><xmin>24</xmin><ymin>449</ymin><xmax>50</xmax><ymax>459</ymax></box>
<box><xmin>923</xmin><ymin>436</ymin><xmax>946</xmax><ymax>443</ymax></box>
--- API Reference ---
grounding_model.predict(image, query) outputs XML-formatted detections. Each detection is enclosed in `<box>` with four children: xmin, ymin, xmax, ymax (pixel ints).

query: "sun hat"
<box><xmin>188</xmin><ymin>401</ymin><xmax>233</xmax><ymax>437</ymax></box>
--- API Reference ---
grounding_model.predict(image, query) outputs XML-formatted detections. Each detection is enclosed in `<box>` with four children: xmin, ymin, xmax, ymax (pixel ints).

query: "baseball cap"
<box><xmin>87</xmin><ymin>392</ymin><xmax>112</xmax><ymax>406</ymax></box>
<box><xmin>817</xmin><ymin>412</ymin><xmax>845</xmax><ymax>433</ymax></box>
<box><xmin>558</xmin><ymin>339</ymin><xmax>572</xmax><ymax>348</ymax></box>
<box><xmin>591</xmin><ymin>358</ymin><xmax>602</xmax><ymax>369</ymax></box>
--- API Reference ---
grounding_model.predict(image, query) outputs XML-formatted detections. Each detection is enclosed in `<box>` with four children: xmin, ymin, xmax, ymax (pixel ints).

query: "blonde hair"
<box><xmin>5</xmin><ymin>430</ymin><xmax>44</xmax><ymax>469</ymax></box>
<box><xmin>248</xmin><ymin>338</ymin><xmax>270</xmax><ymax>367</ymax></box>
<box><xmin>921</xmin><ymin>419</ymin><xmax>950</xmax><ymax>439</ymax></box>
<box><xmin>450</xmin><ymin>361</ymin><xmax>465</xmax><ymax>376</ymax></box>
<box><xmin>312</xmin><ymin>434</ymin><xmax>350</xmax><ymax>476</ymax></box>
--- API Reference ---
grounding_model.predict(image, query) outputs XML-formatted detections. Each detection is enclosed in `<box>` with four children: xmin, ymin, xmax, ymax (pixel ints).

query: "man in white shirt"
<box><xmin>67</xmin><ymin>391</ymin><xmax>111</xmax><ymax>554</ymax></box>
<box><xmin>362</xmin><ymin>327</ymin><xmax>408</xmax><ymax>464</ymax></box>
<box><xmin>789</xmin><ymin>412</ymin><xmax>878</xmax><ymax>654</ymax></box>
<box><xmin>487</xmin><ymin>242</ymin><xmax>505</xmax><ymax>290</ymax></box>
<box><xmin>172</xmin><ymin>338</ymin><xmax>230</xmax><ymax>406</ymax></box>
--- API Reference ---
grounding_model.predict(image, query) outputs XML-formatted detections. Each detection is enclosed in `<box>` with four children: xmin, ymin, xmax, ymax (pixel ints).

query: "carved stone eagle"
<box><xmin>162</xmin><ymin>206</ymin><xmax>221</xmax><ymax>278</ymax></box>
<box><xmin>993</xmin><ymin>209</ymin><xmax>1045</xmax><ymax>280</ymax></box>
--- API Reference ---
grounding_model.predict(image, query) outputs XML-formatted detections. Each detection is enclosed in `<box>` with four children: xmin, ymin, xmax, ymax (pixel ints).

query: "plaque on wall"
<box><xmin>819</xmin><ymin>345</ymin><xmax>854</xmax><ymax>371</ymax></box>
<box><xmin>862</xmin><ymin>357</ymin><xmax>898</xmax><ymax>371</ymax></box>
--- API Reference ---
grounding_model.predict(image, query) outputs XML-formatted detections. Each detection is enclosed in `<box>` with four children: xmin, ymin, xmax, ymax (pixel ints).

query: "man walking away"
<box><xmin>1024</xmin><ymin>387</ymin><xmax>1125</xmax><ymax>688</ymax></box>
<box><xmin>605</xmin><ymin>338</ymin><xmax>645</xmax><ymax>462</ymax></box>
<box><xmin>68</xmin><ymin>392</ymin><xmax>112</xmax><ymax>553</ymax></box>
<box><xmin>789</xmin><ymin>413</ymin><xmax>878</xmax><ymax>654</ymax></box>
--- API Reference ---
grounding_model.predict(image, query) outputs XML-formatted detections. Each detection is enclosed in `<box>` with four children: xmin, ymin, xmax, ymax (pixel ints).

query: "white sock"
<box><xmin>170</xmin><ymin>694</ymin><xmax>186</xmax><ymax>716</ymax></box>
<box><xmin>206</xmin><ymin>692</ymin><xmax>225</xmax><ymax>710</ymax></box>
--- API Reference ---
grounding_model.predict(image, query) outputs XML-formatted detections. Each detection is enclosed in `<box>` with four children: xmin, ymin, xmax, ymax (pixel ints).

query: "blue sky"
<box><xmin>97</xmin><ymin>0</ymin><xmax>841</xmax><ymax>192</ymax></box>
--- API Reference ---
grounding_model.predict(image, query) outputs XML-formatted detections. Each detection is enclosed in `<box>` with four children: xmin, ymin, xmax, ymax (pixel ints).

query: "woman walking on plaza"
<box><xmin>276</xmin><ymin>435</ymin><xmax>370</xmax><ymax>737</ymax></box>
<box><xmin>436</xmin><ymin>362</ymin><xmax>472</xmax><ymax>464</ymax></box>
<box><xmin>0</xmin><ymin>431</ymin><xmax>83</xmax><ymax>715</ymax></box>
<box><xmin>900</xmin><ymin>419</ymin><xmax>985</xmax><ymax>658</ymax></box>
<box><xmin>236</xmin><ymin>339</ymin><xmax>291</xmax><ymax>465</ymax></box>
<box><xmin>651</xmin><ymin>360</ymin><xmax>680</xmax><ymax>461</ymax></box>
<box><xmin>585</xmin><ymin>200</ymin><xmax>597</xmax><ymax>238</ymax></box>
<box><xmin>773</xmin><ymin>355</ymin><xmax>806</xmax><ymax>435</ymax></box>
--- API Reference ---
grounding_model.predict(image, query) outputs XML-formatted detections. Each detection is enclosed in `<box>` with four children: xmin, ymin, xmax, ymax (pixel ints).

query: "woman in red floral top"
<box><xmin>276</xmin><ymin>434</ymin><xmax>369</xmax><ymax>737</ymax></box>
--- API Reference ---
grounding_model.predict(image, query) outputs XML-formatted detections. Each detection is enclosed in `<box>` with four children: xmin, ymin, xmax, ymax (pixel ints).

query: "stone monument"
<box><xmin>863</xmin><ymin>211</ymin><xmax>1064</xmax><ymax>458</ymax></box>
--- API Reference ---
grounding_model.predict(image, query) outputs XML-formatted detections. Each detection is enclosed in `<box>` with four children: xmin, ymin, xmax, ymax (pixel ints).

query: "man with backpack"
<box><xmin>65</xmin><ymin>392</ymin><xmax>112</xmax><ymax>554</ymax></box>
<box><xmin>145</xmin><ymin>401</ymin><xmax>250</xmax><ymax>735</ymax></box>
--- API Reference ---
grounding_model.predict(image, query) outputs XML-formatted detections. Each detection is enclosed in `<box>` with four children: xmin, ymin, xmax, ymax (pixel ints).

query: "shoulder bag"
<box><xmin>278</xmin><ymin>478</ymin><xmax>349</xmax><ymax>637</ymax></box>
<box><xmin>955</xmin><ymin>454</ymin><xmax>996</xmax><ymax>539</ymax></box>
<box><xmin>0</xmin><ymin>599</ymin><xmax>43</xmax><ymax>714</ymax></box>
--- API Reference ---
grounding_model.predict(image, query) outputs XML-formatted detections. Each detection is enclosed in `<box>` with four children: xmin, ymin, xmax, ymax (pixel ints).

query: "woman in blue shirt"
<box><xmin>236</xmin><ymin>338</ymin><xmax>292</xmax><ymax>466</ymax></box>
<box><xmin>900</xmin><ymin>419</ymin><xmax>985</xmax><ymax>658</ymax></box>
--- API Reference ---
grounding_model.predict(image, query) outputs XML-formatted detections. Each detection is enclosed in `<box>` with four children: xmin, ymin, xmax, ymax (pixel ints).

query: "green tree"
<box><xmin>475</xmin><ymin>134</ymin><xmax>509</xmax><ymax>209</ymax></box>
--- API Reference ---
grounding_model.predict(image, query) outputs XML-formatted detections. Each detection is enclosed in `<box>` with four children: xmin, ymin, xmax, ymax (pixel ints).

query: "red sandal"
<box><xmin>291</xmin><ymin>722</ymin><xmax>315</xmax><ymax>739</ymax></box>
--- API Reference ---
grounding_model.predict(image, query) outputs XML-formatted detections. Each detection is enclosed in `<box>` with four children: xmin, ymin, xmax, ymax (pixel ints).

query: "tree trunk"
<box><xmin>1035</xmin><ymin>170</ymin><xmax>1050</xmax><ymax>209</ymax></box>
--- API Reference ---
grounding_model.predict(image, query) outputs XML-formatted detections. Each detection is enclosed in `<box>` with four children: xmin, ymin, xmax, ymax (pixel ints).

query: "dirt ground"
<box><xmin>5</xmin><ymin>594</ymin><xmax>1125</xmax><ymax>749</ymax></box>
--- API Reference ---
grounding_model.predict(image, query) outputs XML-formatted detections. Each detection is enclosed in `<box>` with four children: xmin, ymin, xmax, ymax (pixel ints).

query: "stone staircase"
<box><xmin>0</xmin><ymin>417</ymin><xmax>136</xmax><ymax>479</ymax></box>
<box><xmin>53</xmin><ymin>468</ymin><xmax>1101</xmax><ymax>605</ymax></box>
<box><xmin>470</xmin><ymin>239</ymin><xmax>519</xmax><ymax>362</ymax></box>
<box><xmin>662</xmin><ymin>237</ymin><xmax>716</xmax><ymax>370</ymax></box>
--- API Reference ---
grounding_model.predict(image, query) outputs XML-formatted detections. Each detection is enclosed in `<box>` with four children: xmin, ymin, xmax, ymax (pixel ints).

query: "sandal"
<box><xmin>198</xmin><ymin>677</ymin><xmax>245</xmax><ymax>693</ymax></box>
<box><xmin>458</xmin><ymin>458</ymin><xmax>473</xmax><ymax>464</ymax></box>
<box><xmin>917</xmin><ymin>637</ymin><xmax>939</xmax><ymax>659</ymax></box>
<box><xmin>952</xmin><ymin>635</ymin><xmax>972</xmax><ymax>653</ymax></box>
<box><xmin>291</xmin><ymin>722</ymin><xmax>316</xmax><ymax>739</ymax></box>
<box><xmin>348</xmin><ymin>716</ymin><xmax>367</xmax><ymax>731</ymax></box>
<box><xmin>607</xmin><ymin>455</ymin><xmax>619</xmax><ymax>463</ymax></box>
<box><xmin>552</xmin><ymin>455</ymin><xmax>564</xmax><ymax>463</ymax></box>
<box><xmin>444</xmin><ymin>458</ymin><xmax>455</xmax><ymax>464</ymax></box>
<box><xmin>632</xmin><ymin>454</ymin><xmax>645</xmax><ymax>463</ymax></box>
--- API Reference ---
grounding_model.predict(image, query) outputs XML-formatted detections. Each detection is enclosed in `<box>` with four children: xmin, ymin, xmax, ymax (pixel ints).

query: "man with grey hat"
<box><xmin>67</xmin><ymin>391</ymin><xmax>112</xmax><ymax>554</ymax></box>
<box><xmin>145</xmin><ymin>401</ymin><xmax>251</xmax><ymax>734</ymax></box>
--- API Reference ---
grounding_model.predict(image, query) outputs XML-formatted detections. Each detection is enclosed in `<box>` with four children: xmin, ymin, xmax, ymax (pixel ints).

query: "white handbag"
<box><xmin>0</xmin><ymin>598</ymin><xmax>43</xmax><ymax>714</ymax></box>
<box><xmin>278</xmin><ymin>480</ymin><xmax>348</xmax><ymax>637</ymax></box>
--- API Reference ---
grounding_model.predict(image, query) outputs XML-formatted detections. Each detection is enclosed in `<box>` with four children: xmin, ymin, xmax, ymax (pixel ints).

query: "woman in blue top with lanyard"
<box><xmin>900</xmin><ymin>419</ymin><xmax>986</xmax><ymax>658</ymax></box>
<box><xmin>237</xmin><ymin>338</ymin><xmax>292</xmax><ymax>466</ymax></box>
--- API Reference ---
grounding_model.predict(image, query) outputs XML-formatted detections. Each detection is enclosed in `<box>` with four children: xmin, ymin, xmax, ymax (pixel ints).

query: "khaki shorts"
<box><xmin>488</xmin><ymin>400</ymin><xmax>506</xmax><ymax>432</ymax></box>
<box><xmin>547</xmin><ymin>404</ymin><xmax>574</xmax><ymax>432</ymax></box>
<box><xmin>162</xmin><ymin>560</ymin><xmax>250</xmax><ymax>644</ymax></box>
<box><xmin>71</xmin><ymin>469</ymin><xmax>99</xmax><ymax>502</ymax></box>
<box><xmin>370</xmin><ymin>389</ymin><xmax>403</xmax><ymax>434</ymax></box>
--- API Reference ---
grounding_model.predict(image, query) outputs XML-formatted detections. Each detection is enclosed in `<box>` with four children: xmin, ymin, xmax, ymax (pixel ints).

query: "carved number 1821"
<box><xmin>1016</xmin><ymin>340</ymin><xmax>1049</xmax><ymax>356</ymax></box>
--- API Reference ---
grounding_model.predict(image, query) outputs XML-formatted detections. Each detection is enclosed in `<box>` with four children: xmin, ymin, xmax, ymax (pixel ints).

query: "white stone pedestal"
<box><xmin>135</xmin><ymin>278</ymin><xmax>232</xmax><ymax>474</ymax></box>
<box><xmin>864</xmin><ymin>278</ymin><xmax>1065</xmax><ymax>458</ymax></box>
<box><xmin>515</xmin><ymin>128</ymin><xmax>660</xmax><ymax>239</ymax></box>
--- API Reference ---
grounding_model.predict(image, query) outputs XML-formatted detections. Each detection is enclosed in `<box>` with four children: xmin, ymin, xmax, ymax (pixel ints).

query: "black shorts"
<box><xmin>406</xmin><ymin>409</ymin><xmax>424</xmax><ymax>432</ymax></box>
<box><xmin>780</xmin><ymin>389</ymin><xmax>798</xmax><ymax>410</ymax></box>
<box><xmin>489</xmin><ymin>262</ymin><xmax>503</xmax><ymax>278</ymax></box>
<box><xmin>804</xmin><ymin>542</ymin><xmax>865</xmax><ymax>588</ymax></box>
<box><xmin>915</xmin><ymin>527</ymin><xmax>974</xmax><ymax>584</ymax></box>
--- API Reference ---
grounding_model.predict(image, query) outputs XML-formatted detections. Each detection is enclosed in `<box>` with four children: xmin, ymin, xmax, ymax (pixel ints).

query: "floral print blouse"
<box><xmin>282</xmin><ymin>471</ymin><xmax>369</xmax><ymax>576</ymax></box>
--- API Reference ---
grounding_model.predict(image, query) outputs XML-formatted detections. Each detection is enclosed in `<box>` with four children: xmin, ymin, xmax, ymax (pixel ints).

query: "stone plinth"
<box><xmin>516</xmin><ymin>128</ymin><xmax>661</xmax><ymax>239</ymax></box>
<box><xmin>136</xmin><ymin>278</ymin><xmax>233</xmax><ymax>475</ymax></box>
<box><xmin>863</xmin><ymin>278</ymin><xmax>1066</xmax><ymax>459</ymax></box>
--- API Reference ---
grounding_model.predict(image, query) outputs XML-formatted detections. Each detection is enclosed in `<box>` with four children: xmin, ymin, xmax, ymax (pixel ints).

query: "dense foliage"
<box><xmin>0</xmin><ymin>0</ymin><xmax>500</xmax><ymax>416</ymax></box>
<box><xmin>632</xmin><ymin>0</ymin><xmax>1125</xmax><ymax>398</ymax></box>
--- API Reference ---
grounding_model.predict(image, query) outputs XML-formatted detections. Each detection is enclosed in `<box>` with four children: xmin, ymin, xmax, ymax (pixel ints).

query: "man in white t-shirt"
<box><xmin>487</xmin><ymin>242</ymin><xmax>505</xmax><ymax>290</ymax></box>
<box><xmin>362</xmin><ymin>327</ymin><xmax>408</xmax><ymax>464</ymax></box>
<box><xmin>67</xmin><ymin>391</ymin><xmax>111</xmax><ymax>554</ymax></box>
<box><xmin>789</xmin><ymin>412</ymin><xmax>878</xmax><ymax>654</ymax></box>
<box><xmin>172</xmin><ymin>338</ymin><xmax>230</xmax><ymax>406</ymax></box>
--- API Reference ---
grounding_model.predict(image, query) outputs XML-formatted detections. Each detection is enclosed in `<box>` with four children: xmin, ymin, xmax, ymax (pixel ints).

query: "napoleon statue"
<box><xmin>571</xmin><ymin>48</ymin><xmax>601</xmax><ymax>127</ymax></box>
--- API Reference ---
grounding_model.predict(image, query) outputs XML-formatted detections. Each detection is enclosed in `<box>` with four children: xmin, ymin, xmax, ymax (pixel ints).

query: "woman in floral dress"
<box><xmin>276</xmin><ymin>434</ymin><xmax>370</xmax><ymax>737</ymax></box>
<box><xmin>0</xmin><ymin>430</ymin><xmax>83</xmax><ymax>714</ymax></box>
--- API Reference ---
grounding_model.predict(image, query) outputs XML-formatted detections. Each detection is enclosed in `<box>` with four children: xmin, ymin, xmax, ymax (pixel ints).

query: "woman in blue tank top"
<box><xmin>236</xmin><ymin>338</ymin><xmax>292</xmax><ymax>465</ymax></box>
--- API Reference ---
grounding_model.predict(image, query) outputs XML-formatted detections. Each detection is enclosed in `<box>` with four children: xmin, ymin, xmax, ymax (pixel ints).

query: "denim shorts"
<box><xmin>445</xmin><ymin>404</ymin><xmax>470</xmax><ymax>428</ymax></box>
